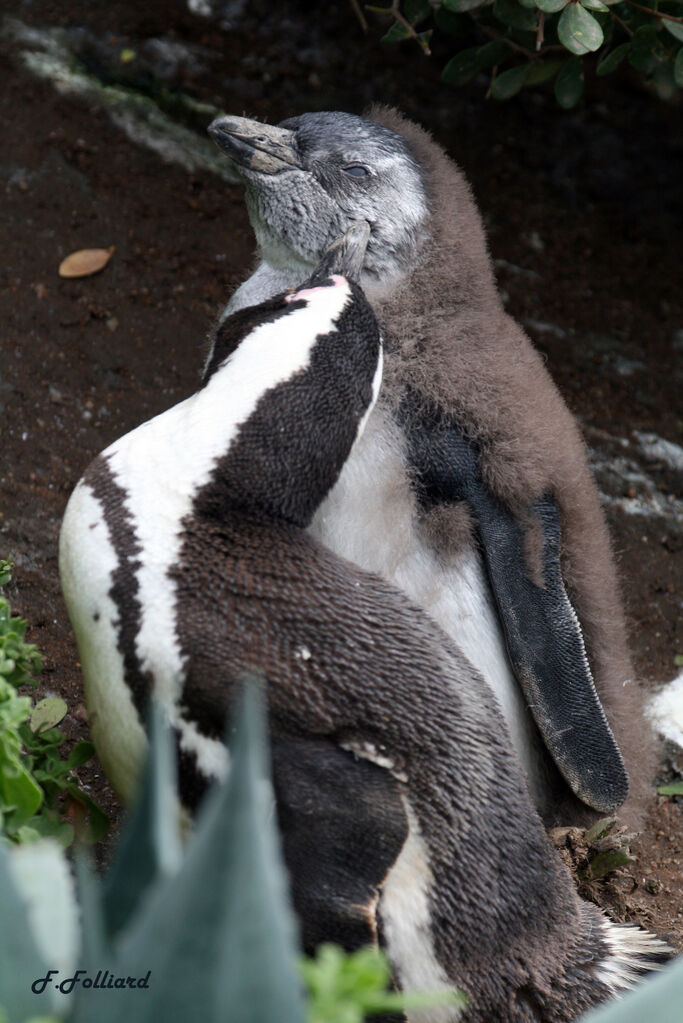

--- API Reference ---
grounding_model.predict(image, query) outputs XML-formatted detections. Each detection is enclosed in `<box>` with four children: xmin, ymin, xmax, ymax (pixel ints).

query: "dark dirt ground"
<box><xmin>1</xmin><ymin>0</ymin><xmax>682</xmax><ymax>952</ymax></box>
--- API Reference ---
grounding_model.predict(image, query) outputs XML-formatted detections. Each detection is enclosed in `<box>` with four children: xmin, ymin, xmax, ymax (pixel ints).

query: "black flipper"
<box><xmin>402</xmin><ymin>397</ymin><xmax>629</xmax><ymax>813</ymax></box>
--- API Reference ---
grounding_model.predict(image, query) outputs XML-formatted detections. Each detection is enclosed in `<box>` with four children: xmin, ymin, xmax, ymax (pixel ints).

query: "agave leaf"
<box><xmin>577</xmin><ymin>954</ymin><xmax>683</xmax><ymax>1021</ymax></box>
<box><xmin>0</xmin><ymin>842</ymin><xmax>53</xmax><ymax>1022</ymax></box>
<box><xmin>102</xmin><ymin>701</ymin><xmax>182</xmax><ymax>941</ymax></box>
<box><xmin>76</xmin><ymin>684</ymin><xmax>306</xmax><ymax>1023</ymax></box>
<box><xmin>73</xmin><ymin>851</ymin><xmax>108</xmax><ymax>970</ymax></box>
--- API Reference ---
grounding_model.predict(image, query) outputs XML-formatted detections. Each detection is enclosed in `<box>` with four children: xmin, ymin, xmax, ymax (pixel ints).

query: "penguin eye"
<box><xmin>342</xmin><ymin>164</ymin><xmax>370</xmax><ymax>179</ymax></box>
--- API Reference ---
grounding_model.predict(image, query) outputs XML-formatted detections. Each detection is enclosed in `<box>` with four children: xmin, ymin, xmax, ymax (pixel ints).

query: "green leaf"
<box><xmin>434</xmin><ymin>7</ymin><xmax>468</xmax><ymax>34</ymax></box>
<box><xmin>77</xmin><ymin>685</ymin><xmax>307</xmax><ymax>1023</ymax></box>
<box><xmin>444</xmin><ymin>0</ymin><xmax>491</xmax><ymax>11</ymax></box>
<box><xmin>403</xmin><ymin>0</ymin><xmax>432</xmax><ymax>24</ymax></box>
<box><xmin>442</xmin><ymin>47</ymin><xmax>483</xmax><ymax>84</ymax></box>
<box><xmin>558</xmin><ymin>3</ymin><xmax>604</xmax><ymax>54</ymax></box>
<box><xmin>0</xmin><ymin>753</ymin><xmax>43</xmax><ymax>821</ymax></box>
<box><xmin>477</xmin><ymin>39</ymin><xmax>511</xmax><ymax>66</ymax></box>
<box><xmin>674</xmin><ymin>652</ymin><xmax>683</xmax><ymax>667</ymax></box>
<box><xmin>525</xmin><ymin>57</ymin><xmax>564</xmax><ymax>82</ymax></box>
<box><xmin>596</xmin><ymin>41</ymin><xmax>631</xmax><ymax>74</ymax></box>
<box><xmin>301</xmin><ymin>945</ymin><xmax>468</xmax><ymax>1023</ymax></box>
<box><xmin>491</xmin><ymin>63</ymin><xmax>531</xmax><ymax>97</ymax></box>
<box><xmin>102</xmin><ymin>702</ymin><xmax>181</xmax><ymax>940</ymax></box>
<box><xmin>0</xmin><ymin>842</ymin><xmax>53</xmax><ymax>1021</ymax></box>
<box><xmin>494</xmin><ymin>0</ymin><xmax>540</xmax><ymax>29</ymax></box>
<box><xmin>381</xmin><ymin>21</ymin><xmax>411</xmax><ymax>42</ymax></box>
<box><xmin>581</xmin><ymin>0</ymin><xmax>609</xmax><ymax>10</ymax></box>
<box><xmin>73</xmin><ymin>849</ymin><xmax>109</xmax><ymax>976</ymax></box>
<box><xmin>30</xmin><ymin>697</ymin><xmax>67</xmax><ymax>735</ymax></box>
<box><xmin>555</xmin><ymin>55</ymin><xmax>584</xmax><ymax>105</ymax></box>
<box><xmin>676</xmin><ymin>46</ymin><xmax>683</xmax><ymax>86</ymax></box>
<box><xmin>6</xmin><ymin>839</ymin><xmax>80</xmax><ymax>984</ymax></box>
<box><xmin>578</xmin><ymin>847</ymin><xmax>632</xmax><ymax>880</ymax></box>
<box><xmin>584</xmin><ymin>816</ymin><xmax>616</xmax><ymax>844</ymax></box>
<box><xmin>658</xmin><ymin>781</ymin><xmax>683</xmax><ymax>796</ymax></box>
<box><xmin>628</xmin><ymin>25</ymin><xmax>661</xmax><ymax>72</ymax></box>
<box><xmin>24</xmin><ymin>812</ymin><xmax>75</xmax><ymax>847</ymax></box>
<box><xmin>66</xmin><ymin>741</ymin><xmax>95</xmax><ymax>769</ymax></box>
<box><xmin>663</xmin><ymin>19</ymin><xmax>683</xmax><ymax>42</ymax></box>
<box><xmin>654</xmin><ymin>60</ymin><xmax>678</xmax><ymax>97</ymax></box>
<box><xmin>535</xmin><ymin>0</ymin><xmax>567</xmax><ymax>10</ymax></box>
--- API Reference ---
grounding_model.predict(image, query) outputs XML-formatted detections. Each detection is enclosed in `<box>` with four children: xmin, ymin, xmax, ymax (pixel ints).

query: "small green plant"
<box><xmin>0</xmin><ymin>559</ymin><xmax>106</xmax><ymax>846</ymax></box>
<box><xmin>370</xmin><ymin>0</ymin><xmax>683</xmax><ymax>106</ymax></box>
<box><xmin>0</xmin><ymin>686</ymin><xmax>465</xmax><ymax>1023</ymax></box>
<box><xmin>302</xmin><ymin>943</ymin><xmax>466</xmax><ymax>1022</ymax></box>
<box><xmin>658</xmin><ymin>780</ymin><xmax>683</xmax><ymax>796</ymax></box>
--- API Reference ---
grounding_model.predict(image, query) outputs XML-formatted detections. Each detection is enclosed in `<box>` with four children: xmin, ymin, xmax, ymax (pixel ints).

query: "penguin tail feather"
<box><xmin>596</xmin><ymin>916</ymin><xmax>675</xmax><ymax>995</ymax></box>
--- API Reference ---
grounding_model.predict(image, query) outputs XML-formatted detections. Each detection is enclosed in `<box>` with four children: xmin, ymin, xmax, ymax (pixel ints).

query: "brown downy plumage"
<box><xmin>368</xmin><ymin>106</ymin><xmax>653</xmax><ymax>826</ymax></box>
<box><xmin>206</xmin><ymin>106</ymin><xmax>655</xmax><ymax>828</ymax></box>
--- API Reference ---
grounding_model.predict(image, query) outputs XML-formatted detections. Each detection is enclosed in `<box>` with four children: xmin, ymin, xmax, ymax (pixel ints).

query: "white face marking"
<box><xmin>103</xmin><ymin>277</ymin><xmax>353</xmax><ymax>710</ymax></box>
<box><xmin>380</xmin><ymin>799</ymin><xmax>461</xmax><ymax>1022</ymax></box>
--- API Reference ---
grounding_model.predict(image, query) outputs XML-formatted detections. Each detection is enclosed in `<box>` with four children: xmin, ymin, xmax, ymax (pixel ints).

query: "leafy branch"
<box><xmin>0</xmin><ymin>558</ymin><xmax>107</xmax><ymax>846</ymax></box>
<box><xmin>369</xmin><ymin>0</ymin><xmax>683</xmax><ymax>105</ymax></box>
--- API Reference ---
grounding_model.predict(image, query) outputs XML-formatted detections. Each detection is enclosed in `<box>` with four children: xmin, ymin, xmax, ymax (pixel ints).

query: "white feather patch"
<box><xmin>59</xmin><ymin>481</ymin><xmax>147</xmax><ymax>802</ymax></box>
<box><xmin>380</xmin><ymin>799</ymin><xmax>462</xmax><ymax>1022</ymax></box>
<box><xmin>596</xmin><ymin>916</ymin><xmax>673</xmax><ymax>995</ymax></box>
<box><xmin>309</xmin><ymin>405</ymin><xmax>547</xmax><ymax>807</ymax></box>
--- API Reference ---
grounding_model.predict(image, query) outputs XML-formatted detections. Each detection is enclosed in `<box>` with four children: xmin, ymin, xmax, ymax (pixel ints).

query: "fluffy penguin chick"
<box><xmin>60</xmin><ymin>256</ymin><xmax>670</xmax><ymax>1022</ymax></box>
<box><xmin>207</xmin><ymin>107</ymin><xmax>652</xmax><ymax>825</ymax></box>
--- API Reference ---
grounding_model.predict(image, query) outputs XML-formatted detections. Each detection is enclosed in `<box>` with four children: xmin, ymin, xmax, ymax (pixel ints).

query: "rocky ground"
<box><xmin>1</xmin><ymin>0</ymin><xmax>681</xmax><ymax>948</ymax></box>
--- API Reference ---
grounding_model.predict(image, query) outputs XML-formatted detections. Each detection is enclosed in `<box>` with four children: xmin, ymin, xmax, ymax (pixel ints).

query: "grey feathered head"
<box><xmin>208</xmin><ymin>111</ymin><xmax>429</xmax><ymax>282</ymax></box>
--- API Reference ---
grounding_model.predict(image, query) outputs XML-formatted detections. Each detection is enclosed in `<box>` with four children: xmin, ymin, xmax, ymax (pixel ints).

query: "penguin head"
<box><xmin>196</xmin><ymin>226</ymin><xmax>383</xmax><ymax>528</ymax></box>
<box><xmin>208</xmin><ymin>111</ymin><xmax>428</xmax><ymax>283</ymax></box>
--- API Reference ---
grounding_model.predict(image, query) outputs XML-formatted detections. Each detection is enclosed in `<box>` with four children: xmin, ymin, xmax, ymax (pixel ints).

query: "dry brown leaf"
<box><xmin>58</xmin><ymin>246</ymin><xmax>115</xmax><ymax>279</ymax></box>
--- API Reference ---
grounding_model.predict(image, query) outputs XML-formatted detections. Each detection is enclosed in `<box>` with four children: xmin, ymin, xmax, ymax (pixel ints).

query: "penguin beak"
<box><xmin>208</xmin><ymin>116</ymin><xmax>301</xmax><ymax>174</ymax></box>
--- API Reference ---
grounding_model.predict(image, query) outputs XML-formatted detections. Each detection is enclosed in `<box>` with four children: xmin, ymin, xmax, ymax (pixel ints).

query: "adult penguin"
<box><xmin>59</xmin><ymin>228</ymin><xmax>670</xmax><ymax>1021</ymax></box>
<box><xmin>207</xmin><ymin>107</ymin><xmax>650</xmax><ymax>825</ymax></box>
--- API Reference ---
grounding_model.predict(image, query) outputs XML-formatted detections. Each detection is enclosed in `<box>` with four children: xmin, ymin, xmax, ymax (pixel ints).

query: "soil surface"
<box><xmin>1</xmin><ymin>0</ymin><xmax>681</xmax><ymax>953</ymax></box>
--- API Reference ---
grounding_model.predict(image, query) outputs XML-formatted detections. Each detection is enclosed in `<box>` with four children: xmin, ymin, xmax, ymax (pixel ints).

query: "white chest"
<box><xmin>309</xmin><ymin>404</ymin><xmax>547</xmax><ymax>805</ymax></box>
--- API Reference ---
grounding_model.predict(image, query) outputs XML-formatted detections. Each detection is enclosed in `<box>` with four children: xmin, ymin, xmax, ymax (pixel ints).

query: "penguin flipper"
<box><xmin>404</xmin><ymin>404</ymin><xmax>629</xmax><ymax>813</ymax></box>
<box><xmin>271</xmin><ymin>733</ymin><xmax>409</xmax><ymax>955</ymax></box>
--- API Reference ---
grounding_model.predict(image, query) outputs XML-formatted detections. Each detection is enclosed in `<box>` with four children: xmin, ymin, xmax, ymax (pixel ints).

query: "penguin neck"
<box><xmin>224</xmin><ymin>255</ymin><xmax>410</xmax><ymax>320</ymax></box>
<box><xmin>113</xmin><ymin>277</ymin><xmax>372</xmax><ymax>533</ymax></box>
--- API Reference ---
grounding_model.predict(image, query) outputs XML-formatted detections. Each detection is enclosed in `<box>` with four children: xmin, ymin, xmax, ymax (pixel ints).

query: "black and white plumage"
<box><xmin>59</xmin><ymin>244</ymin><xmax>670</xmax><ymax>1020</ymax></box>
<box><xmin>207</xmin><ymin>108</ymin><xmax>650</xmax><ymax>825</ymax></box>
